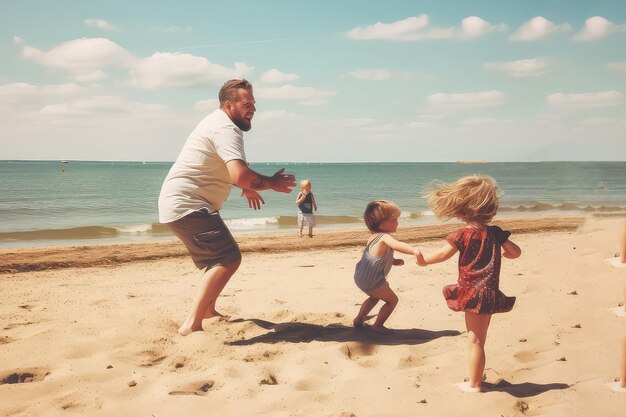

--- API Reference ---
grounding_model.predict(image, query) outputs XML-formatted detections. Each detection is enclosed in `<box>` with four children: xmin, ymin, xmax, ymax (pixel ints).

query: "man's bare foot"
<box><xmin>353</xmin><ymin>318</ymin><xmax>365</xmax><ymax>328</ymax></box>
<box><xmin>178</xmin><ymin>324</ymin><xmax>202</xmax><ymax>336</ymax></box>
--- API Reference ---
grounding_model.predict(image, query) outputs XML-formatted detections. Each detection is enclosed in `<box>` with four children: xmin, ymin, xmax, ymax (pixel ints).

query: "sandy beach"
<box><xmin>1</xmin><ymin>216</ymin><xmax>624</xmax><ymax>417</ymax></box>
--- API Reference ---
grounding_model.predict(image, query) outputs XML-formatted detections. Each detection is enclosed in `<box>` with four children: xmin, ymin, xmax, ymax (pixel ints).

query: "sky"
<box><xmin>0</xmin><ymin>0</ymin><xmax>625</xmax><ymax>162</ymax></box>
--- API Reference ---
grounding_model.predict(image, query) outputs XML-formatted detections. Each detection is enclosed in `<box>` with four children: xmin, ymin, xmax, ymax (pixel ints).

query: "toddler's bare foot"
<box><xmin>370</xmin><ymin>325</ymin><xmax>393</xmax><ymax>334</ymax></box>
<box><xmin>353</xmin><ymin>317</ymin><xmax>365</xmax><ymax>328</ymax></box>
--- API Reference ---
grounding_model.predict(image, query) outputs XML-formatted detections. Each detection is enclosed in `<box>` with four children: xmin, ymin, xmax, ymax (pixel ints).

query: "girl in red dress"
<box><xmin>417</xmin><ymin>175</ymin><xmax>521</xmax><ymax>392</ymax></box>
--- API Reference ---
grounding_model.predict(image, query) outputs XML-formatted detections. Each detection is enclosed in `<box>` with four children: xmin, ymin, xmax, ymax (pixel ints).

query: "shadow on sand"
<box><xmin>483</xmin><ymin>380</ymin><xmax>570</xmax><ymax>398</ymax></box>
<box><xmin>226</xmin><ymin>318</ymin><xmax>461</xmax><ymax>346</ymax></box>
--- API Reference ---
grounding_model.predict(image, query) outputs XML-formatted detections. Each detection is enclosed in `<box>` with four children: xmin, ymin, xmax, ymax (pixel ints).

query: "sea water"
<box><xmin>0</xmin><ymin>160</ymin><xmax>624</xmax><ymax>247</ymax></box>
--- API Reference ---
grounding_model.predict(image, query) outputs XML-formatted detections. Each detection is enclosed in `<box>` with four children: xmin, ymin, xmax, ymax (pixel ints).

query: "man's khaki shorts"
<box><xmin>167</xmin><ymin>210</ymin><xmax>241</xmax><ymax>270</ymax></box>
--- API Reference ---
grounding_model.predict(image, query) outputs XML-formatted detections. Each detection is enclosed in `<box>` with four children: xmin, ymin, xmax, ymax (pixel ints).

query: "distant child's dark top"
<box><xmin>298</xmin><ymin>193</ymin><xmax>314</xmax><ymax>214</ymax></box>
<box><xmin>442</xmin><ymin>225</ymin><xmax>515</xmax><ymax>314</ymax></box>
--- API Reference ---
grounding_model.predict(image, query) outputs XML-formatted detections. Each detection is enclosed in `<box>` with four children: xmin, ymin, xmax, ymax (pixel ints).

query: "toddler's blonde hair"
<box><xmin>425</xmin><ymin>175</ymin><xmax>500</xmax><ymax>223</ymax></box>
<box><xmin>300</xmin><ymin>179</ymin><xmax>311</xmax><ymax>189</ymax></box>
<box><xmin>364</xmin><ymin>200</ymin><xmax>401</xmax><ymax>232</ymax></box>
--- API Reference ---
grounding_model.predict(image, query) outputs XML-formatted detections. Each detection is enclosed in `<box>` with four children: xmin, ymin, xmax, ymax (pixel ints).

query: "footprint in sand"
<box><xmin>398</xmin><ymin>354</ymin><xmax>424</xmax><ymax>369</ymax></box>
<box><xmin>514</xmin><ymin>350</ymin><xmax>537</xmax><ymax>363</ymax></box>
<box><xmin>259</xmin><ymin>370</ymin><xmax>278</xmax><ymax>385</ymax></box>
<box><xmin>0</xmin><ymin>367</ymin><xmax>51</xmax><ymax>385</ymax></box>
<box><xmin>0</xmin><ymin>336</ymin><xmax>16</xmax><ymax>345</ymax></box>
<box><xmin>137</xmin><ymin>349</ymin><xmax>167</xmax><ymax>367</ymax></box>
<box><xmin>168</xmin><ymin>380</ymin><xmax>215</xmax><ymax>396</ymax></box>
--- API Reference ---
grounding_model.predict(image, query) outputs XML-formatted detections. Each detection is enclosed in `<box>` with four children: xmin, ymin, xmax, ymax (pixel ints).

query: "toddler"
<box><xmin>296</xmin><ymin>179</ymin><xmax>317</xmax><ymax>237</ymax></box>
<box><xmin>353</xmin><ymin>200</ymin><xmax>422</xmax><ymax>333</ymax></box>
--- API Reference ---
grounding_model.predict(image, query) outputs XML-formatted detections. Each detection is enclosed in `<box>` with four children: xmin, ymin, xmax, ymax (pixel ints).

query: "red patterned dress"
<box><xmin>443</xmin><ymin>225</ymin><xmax>516</xmax><ymax>315</ymax></box>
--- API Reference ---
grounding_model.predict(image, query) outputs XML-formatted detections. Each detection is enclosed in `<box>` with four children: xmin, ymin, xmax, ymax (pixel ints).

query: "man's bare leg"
<box><xmin>179</xmin><ymin>260</ymin><xmax>241</xmax><ymax>336</ymax></box>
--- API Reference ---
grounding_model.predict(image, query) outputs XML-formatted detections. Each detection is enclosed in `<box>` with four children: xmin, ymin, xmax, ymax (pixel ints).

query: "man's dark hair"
<box><xmin>219</xmin><ymin>79</ymin><xmax>253</xmax><ymax>106</ymax></box>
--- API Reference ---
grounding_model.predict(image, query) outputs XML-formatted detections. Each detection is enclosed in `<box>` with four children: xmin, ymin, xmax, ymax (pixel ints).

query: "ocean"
<box><xmin>0</xmin><ymin>161</ymin><xmax>624</xmax><ymax>248</ymax></box>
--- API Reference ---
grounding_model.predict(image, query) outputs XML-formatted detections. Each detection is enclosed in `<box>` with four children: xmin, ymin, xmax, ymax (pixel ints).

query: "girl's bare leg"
<box><xmin>179</xmin><ymin>259</ymin><xmax>241</xmax><ymax>336</ymax></box>
<box><xmin>464</xmin><ymin>312</ymin><xmax>492</xmax><ymax>389</ymax></box>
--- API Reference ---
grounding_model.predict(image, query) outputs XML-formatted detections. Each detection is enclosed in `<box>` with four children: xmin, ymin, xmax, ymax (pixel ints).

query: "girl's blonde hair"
<box><xmin>425</xmin><ymin>175</ymin><xmax>501</xmax><ymax>223</ymax></box>
<box><xmin>300</xmin><ymin>179</ymin><xmax>311</xmax><ymax>189</ymax></box>
<box><xmin>364</xmin><ymin>200</ymin><xmax>400</xmax><ymax>232</ymax></box>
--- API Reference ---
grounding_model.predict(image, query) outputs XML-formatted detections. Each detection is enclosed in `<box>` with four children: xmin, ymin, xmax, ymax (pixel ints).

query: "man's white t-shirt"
<box><xmin>158</xmin><ymin>109</ymin><xmax>246</xmax><ymax>223</ymax></box>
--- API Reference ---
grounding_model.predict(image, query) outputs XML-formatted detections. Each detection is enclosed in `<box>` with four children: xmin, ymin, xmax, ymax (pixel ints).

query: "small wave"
<box><xmin>273</xmin><ymin>215</ymin><xmax>362</xmax><ymax>227</ymax></box>
<box><xmin>499</xmin><ymin>203</ymin><xmax>626</xmax><ymax>213</ymax></box>
<box><xmin>0</xmin><ymin>226</ymin><xmax>120</xmax><ymax>241</ymax></box>
<box><xmin>224</xmin><ymin>217</ymin><xmax>279</xmax><ymax>228</ymax></box>
<box><xmin>116</xmin><ymin>224</ymin><xmax>153</xmax><ymax>234</ymax></box>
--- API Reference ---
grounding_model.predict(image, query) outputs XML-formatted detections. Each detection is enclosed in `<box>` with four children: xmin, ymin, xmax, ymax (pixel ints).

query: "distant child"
<box><xmin>353</xmin><ymin>200</ymin><xmax>423</xmax><ymax>333</ymax></box>
<box><xmin>296</xmin><ymin>179</ymin><xmax>318</xmax><ymax>237</ymax></box>
<box><xmin>416</xmin><ymin>175</ymin><xmax>521</xmax><ymax>392</ymax></box>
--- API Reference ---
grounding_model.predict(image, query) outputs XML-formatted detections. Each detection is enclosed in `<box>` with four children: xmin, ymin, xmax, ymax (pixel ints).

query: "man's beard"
<box><xmin>233</xmin><ymin>116</ymin><xmax>251</xmax><ymax>132</ymax></box>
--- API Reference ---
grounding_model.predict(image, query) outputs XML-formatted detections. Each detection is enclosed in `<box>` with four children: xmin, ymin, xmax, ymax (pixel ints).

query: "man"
<box><xmin>158</xmin><ymin>79</ymin><xmax>296</xmax><ymax>336</ymax></box>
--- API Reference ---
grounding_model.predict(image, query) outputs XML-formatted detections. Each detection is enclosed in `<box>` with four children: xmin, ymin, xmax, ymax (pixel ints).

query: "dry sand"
<box><xmin>0</xmin><ymin>216</ymin><xmax>624</xmax><ymax>417</ymax></box>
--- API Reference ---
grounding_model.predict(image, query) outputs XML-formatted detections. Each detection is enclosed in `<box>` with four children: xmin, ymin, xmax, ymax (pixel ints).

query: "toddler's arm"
<box><xmin>502</xmin><ymin>238</ymin><xmax>521</xmax><ymax>259</ymax></box>
<box><xmin>380</xmin><ymin>234</ymin><xmax>421</xmax><ymax>257</ymax></box>
<box><xmin>418</xmin><ymin>242</ymin><xmax>458</xmax><ymax>266</ymax></box>
<box><xmin>295</xmin><ymin>192</ymin><xmax>306</xmax><ymax>205</ymax></box>
<box><xmin>311</xmin><ymin>193</ymin><xmax>318</xmax><ymax>211</ymax></box>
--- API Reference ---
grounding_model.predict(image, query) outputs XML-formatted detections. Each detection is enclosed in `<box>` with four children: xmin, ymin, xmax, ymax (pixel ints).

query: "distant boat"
<box><xmin>60</xmin><ymin>160</ymin><xmax>70</xmax><ymax>164</ymax></box>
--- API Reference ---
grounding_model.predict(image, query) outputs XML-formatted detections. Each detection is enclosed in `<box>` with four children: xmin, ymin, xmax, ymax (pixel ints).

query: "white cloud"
<box><xmin>509</xmin><ymin>16</ymin><xmax>571</xmax><ymax>41</ymax></box>
<box><xmin>131</xmin><ymin>52</ymin><xmax>254</xmax><ymax>89</ymax></box>
<box><xmin>608</xmin><ymin>62</ymin><xmax>626</xmax><ymax>72</ymax></box>
<box><xmin>347</xmin><ymin>14</ymin><xmax>505</xmax><ymax>41</ymax></box>
<box><xmin>338</xmin><ymin>118</ymin><xmax>377</xmax><ymax>128</ymax></box>
<box><xmin>343</xmin><ymin>69</ymin><xmax>416</xmax><ymax>81</ymax></box>
<box><xmin>0</xmin><ymin>82</ymin><xmax>86</xmax><ymax>109</ymax></box>
<box><xmin>546</xmin><ymin>91</ymin><xmax>624</xmax><ymax>110</ymax></box>
<box><xmin>460</xmin><ymin>117</ymin><xmax>509</xmax><ymax>126</ymax></box>
<box><xmin>460</xmin><ymin>16</ymin><xmax>507</xmax><ymax>40</ymax></box>
<box><xmin>255</xmin><ymin>84</ymin><xmax>336</xmax><ymax>105</ymax></box>
<box><xmin>260</xmin><ymin>69</ymin><xmax>299</xmax><ymax>84</ymax></box>
<box><xmin>164</xmin><ymin>26</ymin><xmax>193</xmax><ymax>32</ymax></box>
<box><xmin>573</xmin><ymin>16</ymin><xmax>626</xmax><ymax>41</ymax></box>
<box><xmin>427</xmin><ymin>91</ymin><xmax>506</xmax><ymax>111</ymax></box>
<box><xmin>578</xmin><ymin>117</ymin><xmax>626</xmax><ymax>126</ymax></box>
<box><xmin>193</xmin><ymin>99</ymin><xmax>219</xmax><ymax>112</ymax></box>
<box><xmin>38</xmin><ymin>96</ymin><xmax>170</xmax><ymax>122</ymax></box>
<box><xmin>20</xmin><ymin>38</ymin><xmax>134</xmax><ymax>79</ymax></box>
<box><xmin>255</xmin><ymin>110</ymin><xmax>295</xmax><ymax>122</ymax></box>
<box><xmin>347</xmin><ymin>14</ymin><xmax>454</xmax><ymax>41</ymax></box>
<box><xmin>84</xmin><ymin>19</ymin><xmax>118</xmax><ymax>31</ymax></box>
<box><xmin>484</xmin><ymin>58</ymin><xmax>548</xmax><ymax>77</ymax></box>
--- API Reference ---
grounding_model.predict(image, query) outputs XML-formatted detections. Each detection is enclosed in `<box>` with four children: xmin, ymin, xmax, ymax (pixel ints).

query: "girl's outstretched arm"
<box><xmin>502</xmin><ymin>239</ymin><xmax>521</xmax><ymax>259</ymax></box>
<box><xmin>419</xmin><ymin>242</ymin><xmax>458</xmax><ymax>265</ymax></box>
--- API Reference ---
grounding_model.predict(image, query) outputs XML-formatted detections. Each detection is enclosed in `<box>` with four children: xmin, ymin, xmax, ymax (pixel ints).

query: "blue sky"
<box><xmin>1</xmin><ymin>0</ymin><xmax>625</xmax><ymax>162</ymax></box>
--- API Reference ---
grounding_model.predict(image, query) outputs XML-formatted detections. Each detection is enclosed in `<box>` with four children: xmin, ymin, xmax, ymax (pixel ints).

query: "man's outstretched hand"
<box><xmin>241</xmin><ymin>189</ymin><xmax>265</xmax><ymax>210</ymax></box>
<box><xmin>271</xmin><ymin>168</ymin><xmax>296</xmax><ymax>193</ymax></box>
